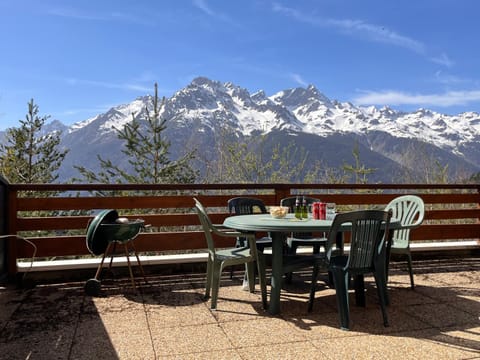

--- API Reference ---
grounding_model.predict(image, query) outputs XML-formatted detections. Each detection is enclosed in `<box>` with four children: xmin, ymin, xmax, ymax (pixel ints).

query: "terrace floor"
<box><xmin>1</xmin><ymin>257</ymin><xmax>479</xmax><ymax>360</ymax></box>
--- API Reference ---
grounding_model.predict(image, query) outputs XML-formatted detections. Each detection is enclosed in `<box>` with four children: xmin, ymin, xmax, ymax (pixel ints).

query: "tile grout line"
<box><xmin>140</xmin><ymin>287</ymin><xmax>158</xmax><ymax>359</ymax></box>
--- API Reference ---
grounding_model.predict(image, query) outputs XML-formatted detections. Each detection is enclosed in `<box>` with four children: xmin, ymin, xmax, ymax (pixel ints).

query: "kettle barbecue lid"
<box><xmin>86</xmin><ymin>209</ymin><xmax>119</xmax><ymax>255</ymax></box>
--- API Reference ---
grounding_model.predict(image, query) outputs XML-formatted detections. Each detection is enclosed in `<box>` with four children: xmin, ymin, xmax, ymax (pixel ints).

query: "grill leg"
<box><xmin>107</xmin><ymin>242</ymin><xmax>117</xmax><ymax>273</ymax></box>
<box><xmin>129</xmin><ymin>241</ymin><xmax>148</xmax><ymax>285</ymax></box>
<box><xmin>124</xmin><ymin>243</ymin><xmax>137</xmax><ymax>290</ymax></box>
<box><xmin>94</xmin><ymin>242</ymin><xmax>113</xmax><ymax>280</ymax></box>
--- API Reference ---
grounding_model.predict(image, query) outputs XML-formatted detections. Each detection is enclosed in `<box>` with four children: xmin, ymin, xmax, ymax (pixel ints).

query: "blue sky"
<box><xmin>1</xmin><ymin>0</ymin><xmax>479</xmax><ymax>130</ymax></box>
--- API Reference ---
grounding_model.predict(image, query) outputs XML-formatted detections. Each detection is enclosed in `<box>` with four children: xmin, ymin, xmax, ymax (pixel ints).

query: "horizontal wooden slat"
<box><xmin>411</xmin><ymin>224</ymin><xmax>480</xmax><ymax>240</ymax></box>
<box><xmin>15</xmin><ymin>207</ymin><xmax>480</xmax><ymax>232</ymax></box>
<box><xmin>425</xmin><ymin>208</ymin><xmax>480</xmax><ymax>220</ymax></box>
<box><xmin>18</xmin><ymin>236</ymin><xmax>88</xmax><ymax>258</ymax></box>
<box><xmin>16</xmin><ymin>216</ymin><xmax>93</xmax><ymax>231</ymax></box>
<box><xmin>17</xmin><ymin>231</ymin><xmax>236</xmax><ymax>258</ymax></box>
<box><xmin>16</xmin><ymin>213</ymin><xmax>204</xmax><ymax>231</ymax></box>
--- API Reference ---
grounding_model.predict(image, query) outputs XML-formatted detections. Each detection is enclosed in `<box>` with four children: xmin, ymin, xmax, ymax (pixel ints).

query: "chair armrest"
<box><xmin>212</xmin><ymin>225</ymin><xmax>254</xmax><ymax>238</ymax></box>
<box><xmin>396</xmin><ymin>222</ymin><xmax>422</xmax><ymax>231</ymax></box>
<box><xmin>214</xmin><ymin>224</ymin><xmax>233</xmax><ymax>231</ymax></box>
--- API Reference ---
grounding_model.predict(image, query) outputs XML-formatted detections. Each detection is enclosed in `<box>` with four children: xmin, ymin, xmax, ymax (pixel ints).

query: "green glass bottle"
<box><xmin>294</xmin><ymin>196</ymin><xmax>302</xmax><ymax>219</ymax></box>
<box><xmin>301</xmin><ymin>196</ymin><xmax>308</xmax><ymax>219</ymax></box>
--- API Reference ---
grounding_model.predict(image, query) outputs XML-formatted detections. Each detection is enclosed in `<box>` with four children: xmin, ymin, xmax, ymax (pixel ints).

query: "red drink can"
<box><xmin>319</xmin><ymin>202</ymin><xmax>326</xmax><ymax>220</ymax></box>
<box><xmin>312</xmin><ymin>202</ymin><xmax>321</xmax><ymax>219</ymax></box>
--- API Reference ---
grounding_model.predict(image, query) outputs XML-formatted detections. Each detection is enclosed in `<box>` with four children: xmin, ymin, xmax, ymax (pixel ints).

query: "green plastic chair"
<box><xmin>308</xmin><ymin>210</ymin><xmax>392</xmax><ymax>330</ymax></box>
<box><xmin>280</xmin><ymin>196</ymin><xmax>327</xmax><ymax>254</ymax></box>
<box><xmin>194</xmin><ymin>198</ymin><xmax>267</xmax><ymax>310</ymax></box>
<box><xmin>227</xmin><ymin>197</ymin><xmax>272</xmax><ymax>281</ymax></box>
<box><xmin>227</xmin><ymin>197</ymin><xmax>272</xmax><ymax>251</ymax></box>
<box><xmin>385</xmin><ymin>195</ymin><xmax>425</xmax><ymax>289</ymax></box>
<box><xmin>280</xmin><ymin>196</ymin><xmax>327</xmax><ymax>282</ymax></box>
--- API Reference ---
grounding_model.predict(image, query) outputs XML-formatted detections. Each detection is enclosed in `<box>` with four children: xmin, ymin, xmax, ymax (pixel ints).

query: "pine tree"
<box><xmin>74</xmin><ymin>83</ymin><xmax>198</xmax><ymax>184</ymax></box>
<box><xmin>342</xmin><ymin>142</ymin><xmax>376</xmax><ymax>184</ymax></box>
<box><xmin>0</xmin><ymin>99</ymin><xmax>68</xmax><ymax>184</ymax></box>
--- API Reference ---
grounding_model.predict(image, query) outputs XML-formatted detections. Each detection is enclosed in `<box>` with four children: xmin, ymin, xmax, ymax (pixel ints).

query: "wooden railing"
<box><xmin>1</xmin><ymin>182</ymin><xmax>479</xmax><ymax>277</ymax></box>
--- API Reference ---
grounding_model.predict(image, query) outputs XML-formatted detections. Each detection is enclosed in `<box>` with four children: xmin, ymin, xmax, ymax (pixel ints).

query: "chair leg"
<box><xmin>210</xmin><ymin>261</ymin><xmax>223</xmax><ymax>309</ymax></box>
<box><xmin>204</xmin><ymin>257</ymin><xmax>213</xmax><ymax>300</ymax></box>
<box><xmin>240</xmin><ymin>264</ymin><xmax>250</xmax><ymax>291</ymax></box>
<box><xmin>332</xmin><ymin>269</ymin><xmax>350</xmax><ymax>330</ymax></box>
<box><xmin>256</xmin><ymin>253</ymin><xmax>268</xmax><ymax>309</ymax></box>
<box><xmin>246</xmin><ymin>262</ymin><xmax>256</xmax><ymax>292</ymax></box>
<box><xmin>327</xmin><ymin>271</ymin><xmax>334</xmax><ymax>288</ymax></box>
<box><xmin>406</xmin><ymin>252</ymin><xmax>414</xmax><ymax>289</ymax></box>
<box><xmin>285</xmin><ymin>272</ymin><xmax>293</xmax><ymax>283</ymax></box>
<box><xmin>230</xmin><ymin>238</ymin><xmax>246</xmax><ymax>279</ymax></box>
<box><xmin>285</xmin><ymin>242</ymin><xmax>298</xmax><ymax>284</ymax></box>
<box><xmin>374</xmin><ymin>272</ymin><xmax>389</xmax><ymax>327</ymax></box>
<box><xmin>308</xmin><ymin>263</ymin><xmax>320</xmax><ymax>312</ymax></box>
<box><xmin>373</xmin><ymin>252</ymin><xmax>390</xmax><ymax>306</ymax></box>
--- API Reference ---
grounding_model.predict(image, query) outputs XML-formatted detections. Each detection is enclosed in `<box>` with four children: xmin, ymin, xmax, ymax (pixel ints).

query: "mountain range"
<box><xmin>3</xmin><ymin>76</ymin><xmax>480</xmax><ymax>183</ymax></box>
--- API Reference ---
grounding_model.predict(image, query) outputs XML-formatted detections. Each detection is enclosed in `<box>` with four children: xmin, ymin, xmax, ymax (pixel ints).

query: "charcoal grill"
<box><xmin>85</xmin><ymin>209</ymin><xmax>147</xmax><ymax>296</ymax></box>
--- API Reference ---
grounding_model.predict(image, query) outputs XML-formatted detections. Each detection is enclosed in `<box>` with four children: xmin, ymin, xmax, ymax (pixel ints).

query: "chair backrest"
<box><xmin>280</xmin><ymin>196</ymin><xmax>320</xmax><ymax>238</ymax></box>
<box><xmin>280</xmin><ymin>196</ymin><xmax>320</xmax><ymax>212</ymax></box>
<box><xmin>385</xmin><ymin>195</ymin><xmax>425</xmax><ymax>249</ymax></box>
<box><xmin>326</xmin><ymin>210</ymin><xmax>391</xmax><ymax>272</ymax></box>
<box><xmin>228</xmin><ymin>197</ymin><xmax>267</xmax><ymax>215</ymax></box>
<box><xmin>193</xmin><ymin>197</ymin><xmax>216</xmax><ymax>254</ymax></box>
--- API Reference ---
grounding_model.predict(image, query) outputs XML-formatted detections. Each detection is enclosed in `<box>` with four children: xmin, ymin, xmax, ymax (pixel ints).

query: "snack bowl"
<box><xmin>269</xmin><ymin>206</ymin><xmax>289</xmax><ymax>219</ymax></box>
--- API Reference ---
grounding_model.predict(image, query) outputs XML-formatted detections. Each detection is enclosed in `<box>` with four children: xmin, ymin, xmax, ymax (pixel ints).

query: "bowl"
<box><xmin>269</xmin><ymin>206</ymin><xmax>289</xmax><ymax>219</ymax></box>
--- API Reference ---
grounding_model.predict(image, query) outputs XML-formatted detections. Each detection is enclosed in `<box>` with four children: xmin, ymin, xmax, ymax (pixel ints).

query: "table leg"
<box><xmin>268</xmin><ymin>232</ymin><xmax>284</xmax><ymax>315</ymax></box>
<box><xmin>354</xmin><ymin>274</ymin><xmax>366</xmax><ymax>307</ymax></box>
<box><xmin>385</xmin><ymin>228</ymin><xmax>394</xmax><ymax>281</ymax></box>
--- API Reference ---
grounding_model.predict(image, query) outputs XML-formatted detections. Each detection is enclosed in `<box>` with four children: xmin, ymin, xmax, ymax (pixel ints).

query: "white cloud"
<box><xmin>327</xmin><ymin>18</ymin><xmax>425</xmax><ymax>54</ymax></box>
<box><xmin>65</xmin><ymin>78</ymin><xmax>152</xmax><ymax>92</ymax></box>
<box><xmin>55</xmin><ymin>106</ymin><xmax>110</xmax><ymax>117</ymax></box>
<box><xmin>272</xmin><ymin>3</ymin><xmax>452</xmax><ymax>65</ymax></box>
<box><xmin>431</xmin><ymin>53</ymin><xmax>454</xmax><ymax>67</ymax></box>
<box><xmin>290</xmin><ymin>73</ymin><xmax>308</xmax><ymax>87</ymax></box>
<box><xmin>193</xmin><ymin>0</ymin><xmax>215</xmax><ymax>16</ymax></box>
<box><xmin>47</xmin><ymin>8</ymin><xmax>103</xmax><ymax>21</ymax></box>
<box><xmin>192</xmin><ymin>0</ymin><xmax>234</xmax><ymax>23</ymax></box>
<box><xmin>434</xmin><ymin>71</ymin><xmax>471</xmax><ymax>85</ymax></box>
<box><xmin>353</xmin><ymin>89</ymin><xmax>480</xmax><ymax>107</ymax></box>
<box><xmin>48</xmin><ymin>7</ymin><xmax>154</xmax><ymax>26</ymax></box>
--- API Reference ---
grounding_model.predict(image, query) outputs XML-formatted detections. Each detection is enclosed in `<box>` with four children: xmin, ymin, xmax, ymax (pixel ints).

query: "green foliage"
<box><xmin>223</xmin><ymin>137</ymin><xmax>309</xmax><ymax>183</ymax></box>
<box><xmin>0</xmin><ymin>99</ymin><xmax>68</xmax><ymax>184</ymax></box>
<box><xmin>469</xmin><ymin>172</ymin><xmax>480</xmax><ymax>182</ymax></box>
<box><xmin>200</xmin><ymin>125</ymin><xmax>379</xmax><ymax>185</ymax></box>
<box><xmin>0</xmin><ymin>99</ymin><xmax>70</xmax><ymax>245</ymax></box>
<box><xmin>74</xmin><ymin>83</ymin><xmax>198</xmax><ymax>185</ymax></box>
<box><xmin>397</xmin><ymin>142</ymin><xmax>455</xmax><ymax>184</ymax></box>
<box><xmin>304</xmin><ymin>160</ymin><xmax>349</xmax><ymax>184</ymax></box>
<box><xmin>342</xmin><ymin>142</ymin><xmax>376</xmax><ymax>184</ymax></box>
<box><xmin>201</xmin><ymin>129</ymin><xmax>319</xmax><ymax>183</ymax></box>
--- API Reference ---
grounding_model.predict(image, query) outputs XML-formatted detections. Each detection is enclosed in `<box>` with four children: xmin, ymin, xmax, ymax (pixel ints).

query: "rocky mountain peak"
<box><xmin>40</xmin><ymin>76</ymin><xmax>480</xmax><ymax>182</ymax></box>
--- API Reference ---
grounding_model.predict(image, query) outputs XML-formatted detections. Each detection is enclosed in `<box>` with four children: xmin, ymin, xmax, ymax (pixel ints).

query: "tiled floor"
<box><xmin>0</xmin><ymin>257</ymin><xmax>479</xmax><ymax>359</ymax></box>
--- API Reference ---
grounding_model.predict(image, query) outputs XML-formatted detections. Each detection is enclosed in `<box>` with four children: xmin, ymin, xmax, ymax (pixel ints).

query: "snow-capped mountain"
<box><xmin>45</xmin><ymin>77</ymin><xmax>480</xmax><ymax>182</ymax></box>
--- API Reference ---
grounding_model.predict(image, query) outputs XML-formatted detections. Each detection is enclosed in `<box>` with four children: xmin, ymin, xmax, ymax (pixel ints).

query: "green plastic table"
<box><xmin>223</xmin><ymin>213</ymin><xmax>400</xmax><ymax>315</ymax></box>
